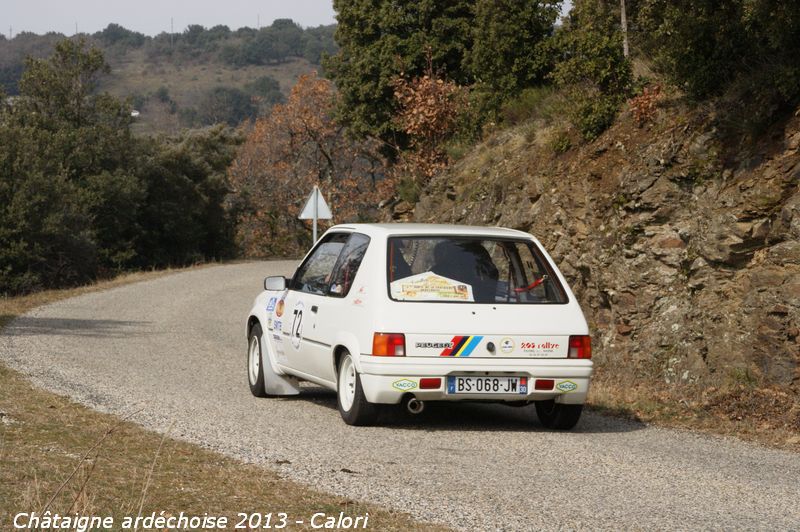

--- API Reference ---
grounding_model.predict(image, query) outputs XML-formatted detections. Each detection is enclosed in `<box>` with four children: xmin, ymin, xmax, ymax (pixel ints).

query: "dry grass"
<box><xmin>100</xmin><ymin>49</ymin><xmax>317</xmax><ymax>134</ymax></box>
<box><xmin>0</xmin><ymin>268</ymin><xmax>446</xmax><ymax>531</ymax></box>
<box><xmin>588</xmin><ymin>370</ymin><xmax>800</xmax><ymax>450</ymax></box>
<box><xmin>104</xmin><ymin>50</ymin><xmax>313</xmax><ymax>103</ymax></box>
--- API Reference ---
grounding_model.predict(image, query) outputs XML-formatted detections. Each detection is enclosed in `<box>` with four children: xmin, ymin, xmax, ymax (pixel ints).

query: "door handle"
<box><xmin>311</xmin><ymin>305</ymin><xmax>319</xmax><ymax>313</ymax></box>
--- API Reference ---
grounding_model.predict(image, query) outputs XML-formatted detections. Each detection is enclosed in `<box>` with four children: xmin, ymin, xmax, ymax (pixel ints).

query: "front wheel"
<box><xmin>535</xmin><ymin>400</ymin><xmax>583</xmax><ymax>430</ymax></box>
<box><xmin>247</xmin><ymin>323</ymin><xmax>267</xmax><ymax>397</ymax></box>
<box><xmin>337</xmin><ymin>352</ymin><xmax>379</xmax><ymax>426</ymax></box>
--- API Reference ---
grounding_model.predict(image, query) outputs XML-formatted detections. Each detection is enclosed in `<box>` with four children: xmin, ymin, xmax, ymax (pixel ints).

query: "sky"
<box><xmin>4</xmin><ymin>1</ymin><xmax>573</xmax><ymax>38</ymax></box>
<box><xmin>3</xmin><ymin>0</ymin><xmax>338</xmax><ymax>37</ymax></box>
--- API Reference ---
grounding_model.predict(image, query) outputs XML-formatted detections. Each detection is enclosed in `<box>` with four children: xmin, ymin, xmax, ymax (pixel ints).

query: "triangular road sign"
<box><xmin>298</xmin><ymin>186</ymin><xmax>332</xmax><ymax>220</ymax></box>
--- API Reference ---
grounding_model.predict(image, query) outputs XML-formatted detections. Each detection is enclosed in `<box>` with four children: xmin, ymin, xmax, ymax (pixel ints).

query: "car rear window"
<box><xmin>387</xmin><ymin>236</ymin><xmax>567</xmax><ymax>304</ymax></box>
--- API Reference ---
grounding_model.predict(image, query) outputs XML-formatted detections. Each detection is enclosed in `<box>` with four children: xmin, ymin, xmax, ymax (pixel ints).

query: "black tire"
<box><xmin>247</xmin><ymin>323</ymin><xmax>267</xmax><ymax>397</ymax></box>
<box><xmin>337</xmin><ymin>351</ymin><xmax>379</xmax><ymax>426</ymax></box>
<box><xmin>535</xmin><ymin>400</ymin><xmax>583</xmax><ymax>430</ymax></box>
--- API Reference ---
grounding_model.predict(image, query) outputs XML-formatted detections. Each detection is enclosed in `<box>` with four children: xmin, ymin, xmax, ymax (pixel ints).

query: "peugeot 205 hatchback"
<box><xmin>246</xmin><ymin>224</ymin><xmax>593</xmax><ymax>428</ymax></box>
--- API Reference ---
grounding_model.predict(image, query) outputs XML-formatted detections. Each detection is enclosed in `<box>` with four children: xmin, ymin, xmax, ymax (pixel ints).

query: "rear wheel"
<box><xmin>535</xmin><ymin>400</ymin><xmax>583</xmax><ymax>430</ymax></box>
<box><xmin>337</xmin><ymin>352</ymin><xmax>379</xmax><ymax>426</ymax></box>
<box><xmin>247</xmin><ymin>323</ymin><xmax>267</xmax><ymax>397</ymax></box>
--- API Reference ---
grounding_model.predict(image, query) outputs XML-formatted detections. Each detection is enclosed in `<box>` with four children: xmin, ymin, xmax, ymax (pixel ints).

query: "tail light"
<box><xmin>568</xmin><ymin>335</ymin><xmax>592</xmax><ymax>359</ymax></box>
<box><xmin>419</xmin><ymin>378</ymin><xmax>441</xmax><ymax>389</ymax></box>
<box><xmin>372</xmin><ymin>333</ymin><xmax>406</xmax><ymax>356</ymax></box>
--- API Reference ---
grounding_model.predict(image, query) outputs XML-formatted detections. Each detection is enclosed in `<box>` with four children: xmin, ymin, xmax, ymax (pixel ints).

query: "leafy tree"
<box><xmin>324</xmin><ymin>0</ymin><xmax>474</xmax><ymax>151</ymax></box>
<box><xmin>196</xmin><ymin>86</ymin><xmax>257</xmax><ymax>126</ymax></box>
<box><xmin>268</xmin><ymin>19</ymin><xmax>305</xmax><ymax>57</ymax></box>
<box><xmin>0</xmin><ymin>39</ymin><xmax>240</xmax><ymax>294</ymax></box>
<box><xmin>235</xmin><ymin>27</ymin><xmax>257</xmax><ymax>38</ymax></box>
<box><xmin>94</xmin><ymin>23</ymin><xmax>146</xmax><ymax>48</ymax></box>
<box><xmin>0</xmin><ymin>63</ymin><xmax>24</xmax><ymax>94</ymax></box>
<box><xmin>244</xmin><ymin>31</ymin><xmax>282</xmax><ymax>64</ymax></box>
<box><xmin>14</xmin><ymin>39</ymin><xmax>135</xmax><ymax>179</ymax></box>
<box><xmin>741</xmin><ymin>0</ymin><xmax>800</xmax><ymax>105</ymax></box>
<box><xmin>303</xmin><ymin>24</ymin><xmax>338</xmax><ymax>64</ymax></box>
<box><xmin>550</xmin><ymin>0</ymin><xmax>632</xmax><ymax>140</ymax></box>
<box><xmin>207</xmin><ymin>25</ymin><xmax>232</xmax><ymax>40</ymax></box>
<box><xmin>245</xmin><ymin>75</ymin><xmax>285</xmax><ymax>113</ymax></box>
<box><xmin>230</xmin><ymin>73</ymin><xmax>391</xmax><ymax>257</ymax></box>
<box><xmin>634</xmin><ymin>1</ymin><xmax>746</xmax><ymax>99</ymax></box>
<box><xmin>0</xmin><ymin>39</ymin><xmax>135</xmax><ymax>291</ymax></box>
<box><xmin>135</xmin><ymin>126</ymin><xmax>240</xmax><ymax>266</ymax></box>
<box><xmin>633</xmin><ymin>0</ymin><xmax>800</xmax><ymax>124</ymax></box>
<box><xmin>468</xmin><ymin>0</ymin><xmax>561</xmax><ymax>105</ymax></box>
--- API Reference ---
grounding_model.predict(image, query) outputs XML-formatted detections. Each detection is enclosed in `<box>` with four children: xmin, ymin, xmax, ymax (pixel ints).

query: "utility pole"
<box><xmin>9</xmin><ymin>26</ymin><xmax>12</xmax><ymax>39</ymax></box>
<box><xmin>257</xmin><ymin>14</ymin><xmax>260</xmax><ymax>29</ymax></box>
<box><xmin>170</xmin><ymin>18</ymin><xmax>174</xmax><ymax>47</ymax></box>
<box><xmin>620</xmin><ymin>0</ymin><xmax>629</xmax><ymax>58</ymax></box>
<box><xmin>75</xmin><ymin>22</ymin><xmax>78</xmax><ymax>35</ymax></box>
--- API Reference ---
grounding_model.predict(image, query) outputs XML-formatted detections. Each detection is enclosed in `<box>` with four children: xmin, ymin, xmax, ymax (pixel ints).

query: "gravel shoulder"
<box><xmin>2</xmin><ymin>262</ymin><xmax>799</xmax><ymax>530</ymax></box>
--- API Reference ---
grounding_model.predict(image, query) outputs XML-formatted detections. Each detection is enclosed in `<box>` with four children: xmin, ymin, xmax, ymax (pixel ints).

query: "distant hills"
<box><xmin>0</xmin><ymin>20</ymin><xmax>337</xmax><ymax>134</ymax></box>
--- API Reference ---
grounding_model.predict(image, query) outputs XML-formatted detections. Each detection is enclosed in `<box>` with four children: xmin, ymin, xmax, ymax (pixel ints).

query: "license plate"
<box><xmin>447</xmin><ymin>376</ymin><xmax>528</xmax><ymax>395</ymax></box>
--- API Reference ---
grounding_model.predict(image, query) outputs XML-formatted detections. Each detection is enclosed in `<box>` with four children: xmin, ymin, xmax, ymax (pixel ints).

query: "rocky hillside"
<box><xmin>408</xmin><ymin>95</ymin><xmax>799</xmax><ymax>431</ymax></box>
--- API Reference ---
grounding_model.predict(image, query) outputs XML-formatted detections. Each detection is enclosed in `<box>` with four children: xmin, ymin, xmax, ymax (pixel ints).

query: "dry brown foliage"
<box><xmin>229</xmin><ymin>72</ymin><xmax>395</xmax><ymax>257</ymax></box>
<box><xmin>392</xmin><ymin>62</ymin><xmax>468</xmax><ymax>183</ymax></box>
<box><xmin>629</xmin><ymin>84</ymin><xmax>662</xmax><ymax>126</ymax></box>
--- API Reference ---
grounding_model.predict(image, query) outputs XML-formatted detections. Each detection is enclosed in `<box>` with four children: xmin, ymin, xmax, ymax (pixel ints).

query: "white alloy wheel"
<box><xmin>248</xmin><ymin>335</ymin><xmax>260</xmax><ymax>386</ymax></box>
<box><xmin>247</xmin><ymin>323</ymin><xmax>267</xmax><ymax>397</ymax></box>
<box><xmin>338</xmin><ymin>354</ymin><xmax>357</xmax><ymax>412</ymax></box>
<box><xmin>336</xmin><ymin>351</ymin><xmax>379</xmax><ymax>425</ymax></box>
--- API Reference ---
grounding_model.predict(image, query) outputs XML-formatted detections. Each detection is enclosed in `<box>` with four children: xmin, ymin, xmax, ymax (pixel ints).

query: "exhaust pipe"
<box><xmin>406</xmin><ymin>397</ymin><xmax>425</xmax><ymax>415</ymax></box>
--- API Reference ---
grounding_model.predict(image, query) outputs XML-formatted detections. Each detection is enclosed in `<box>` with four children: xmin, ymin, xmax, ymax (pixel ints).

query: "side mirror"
<box><xmin>264</xmin><ymin>276</ymin><xmax>287</xmax><ymax>291</ymax></box>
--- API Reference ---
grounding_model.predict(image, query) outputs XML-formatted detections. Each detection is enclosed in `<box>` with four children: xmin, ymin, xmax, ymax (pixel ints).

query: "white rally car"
<box><xmin>246</xmin><ymin>224</ymin><xmax>593</xmax><ymax>429</ymax></box>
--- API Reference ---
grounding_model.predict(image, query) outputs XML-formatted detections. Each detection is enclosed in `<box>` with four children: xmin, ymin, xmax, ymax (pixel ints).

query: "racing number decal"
<box><xmin>290</xmin><ymin>302</ymin><xmax>304</xmax><ymax>350</ymax></box>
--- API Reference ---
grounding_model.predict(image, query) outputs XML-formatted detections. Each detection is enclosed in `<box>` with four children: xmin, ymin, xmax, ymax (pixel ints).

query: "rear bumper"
<box><xmin>358</xmin><ymin>355</ymin><xmax>593</xmax><ymax>405</ymax></box>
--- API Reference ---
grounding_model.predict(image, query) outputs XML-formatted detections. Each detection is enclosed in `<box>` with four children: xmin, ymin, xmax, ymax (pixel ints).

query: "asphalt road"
<box><xmin>2</xmin><ymin>262</ymin><xmax>799</xmax><ymax>530</ymax></box>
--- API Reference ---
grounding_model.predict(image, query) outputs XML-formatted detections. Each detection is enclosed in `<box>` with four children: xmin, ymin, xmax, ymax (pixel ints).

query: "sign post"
<box><xmin>298</xmin><ymin>185</ymin><xmax>332</xmax><ymax>243</ymax></box>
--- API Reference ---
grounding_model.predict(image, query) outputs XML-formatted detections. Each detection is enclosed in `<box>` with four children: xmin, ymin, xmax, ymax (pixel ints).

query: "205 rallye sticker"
<box><xmin>405</xmin><ymin>334</ymin><xmax>569</xmax><ymax>358</ymax></box>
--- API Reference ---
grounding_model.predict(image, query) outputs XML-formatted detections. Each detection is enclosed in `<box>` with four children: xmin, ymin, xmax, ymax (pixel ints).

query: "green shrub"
<box><xmin>444</xmin><ymin>139</ymin><xmax>471</xmax><ymax>162</ymax></box>
<box><xmin>567</xmin><ymin>90</ymin><xmax>620</xmax><ymax>141</ymax></box>
<box><xmin>500</xmin><ymin>86</ymin><xmax>560</xmax><ymax>126</ymax></box>
<box><xmin>549</xmin><ymin>130</ymin><xmax>572</xmax><ymax>154</ymax></box>
<box><xmin>397</xmin><ymin>177</ymin><xmax>420</xmax><ymax>205</ymax></box>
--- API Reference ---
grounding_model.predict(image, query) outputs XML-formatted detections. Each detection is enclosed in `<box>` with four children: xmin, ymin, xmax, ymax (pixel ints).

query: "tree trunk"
<box><xmin>620</xmin><ymin>0</ymin><xmax>630</xmax><ymax>58</ymax></box>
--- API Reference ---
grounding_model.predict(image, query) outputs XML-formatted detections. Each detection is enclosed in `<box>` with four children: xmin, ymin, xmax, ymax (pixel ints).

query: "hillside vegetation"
<box><xmin>301</xmin><ymin>0</ymin><xmax>797</xmax><ymax>438</ymax></box>
<box><xmin>412</xmin><ymin>92</ymin><xmax>799</xmax><ymax>442</ymax></box>
<box><xmin>0</xmin><ymin>21</ymin><xmax>336</xmax><ymax>134</ymax></box>
<box><xmin>370</xmin><ymin>0</ymin><xmax>797</xmax><ymax>439</ymax></box>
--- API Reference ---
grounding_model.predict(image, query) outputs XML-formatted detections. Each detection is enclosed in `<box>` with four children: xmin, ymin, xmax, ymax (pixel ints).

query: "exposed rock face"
<box><xmin>413</xmin><ymin>106</ymin><xmax>800</xmax><ymax>393</ymax></box>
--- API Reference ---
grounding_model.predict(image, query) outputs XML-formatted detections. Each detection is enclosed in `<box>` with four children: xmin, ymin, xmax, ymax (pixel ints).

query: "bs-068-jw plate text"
<box><xmin>447</xmin><ymin>376</ymin><xmax>528</xmax><ymax>395</ymax></box>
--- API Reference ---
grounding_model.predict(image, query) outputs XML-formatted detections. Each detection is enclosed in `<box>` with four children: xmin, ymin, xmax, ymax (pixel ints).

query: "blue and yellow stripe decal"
<box><xmin>440</xmin><ymin>335</ymin><xmax>484</xmax><ymax>357</ymax></box>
